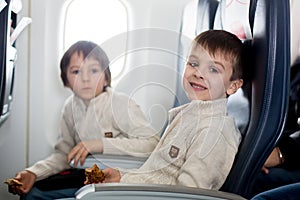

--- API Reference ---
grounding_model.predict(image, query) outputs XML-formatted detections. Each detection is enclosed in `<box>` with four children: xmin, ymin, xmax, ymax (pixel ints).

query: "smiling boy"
<box><xmin>92</xmin><ymin>30</ymin><xmax>245</xmax><ymax>190</ymax></box>
<box><xmin>183</xmin><ymin>30</ymin><xmax>243</xmax><ymax>101</ymax></box>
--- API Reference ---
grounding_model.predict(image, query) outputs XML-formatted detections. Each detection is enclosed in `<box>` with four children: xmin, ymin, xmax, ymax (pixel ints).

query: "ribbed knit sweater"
<box><xmin>121</xmin><ymin>98</ymin><xmax>241</xmax><ymax>190</ymax></box>
<box><xmin>26</xmin><ymin>88</ymin><xmax>159</xmax><ymax>181</ymax></box>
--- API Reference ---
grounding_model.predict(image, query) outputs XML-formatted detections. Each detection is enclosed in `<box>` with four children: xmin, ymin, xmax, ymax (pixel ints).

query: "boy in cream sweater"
<box><xmin>102</xmin><ymin>29</ymin><xmax>244</xmax><ymax>190</ymax></box>
<box><xmin>12</xmin><ymin>41</ymin><xmax>159</xmax><ymax>199</ymax></box>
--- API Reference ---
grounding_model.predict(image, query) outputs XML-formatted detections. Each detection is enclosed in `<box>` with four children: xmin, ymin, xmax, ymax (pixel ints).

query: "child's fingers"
<box><xmin>73</xmin><ymin>146</ymin><xmax>86</xmax><ymax>167</ymax></box>
<box><xmin>67</xmin><ymin>145</ymin><xmax>80</xmax><ymax>163</ymax></box>
<box><xmin>80</xmin><ymin>150</ymin><xmax>89</xmax><ymax>166</ymax></box>
<box><xmin>68</xmin><ymin>143</ymin><xmax>85</xmax><ymax>164</ymax></box>
<box><xmin>261</xmin><ymin>166</ymin><xmax>269</xmax><ymax>174</ymax></box>
<box><xmin>102</xmin><ymin>168</ymin><xmax>121</xmax><ymax>183</ymax></box>
<box><xmin>102</xmin><ymin>168</ymin><xmax>111</xmax><ymax>177</ymax></box>
<box><xmin>14</xmin><ymin>173</ymin><xmax>22</xmax><ymax>180</ymax></box>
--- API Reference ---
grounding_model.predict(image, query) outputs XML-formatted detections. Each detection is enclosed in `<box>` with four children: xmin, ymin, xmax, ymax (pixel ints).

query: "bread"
<box><xmin>85</xmin><ymin>164</ymin><xmax>105</xmax><ymax>184</ymax></box>
<box><xmin>4</xmin><ymin>178</ymin><xmax>23</xmax><ymax>194</ymax></box>
<box><xmin>4</xmin><ymin>178</ymin><xmax>23</xmax><ymax>186</ymax></box>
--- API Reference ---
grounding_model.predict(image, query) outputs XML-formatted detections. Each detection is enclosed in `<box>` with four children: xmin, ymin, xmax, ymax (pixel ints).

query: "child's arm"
<box><xmin>25</xmin><ymin>106</ymin><xmax>76</xmax><ymax>181</ymax></box>
<box><xmin>102</xmin><ymin>96</ymin><xmax>159</xmax><ymax>157</ymax></box>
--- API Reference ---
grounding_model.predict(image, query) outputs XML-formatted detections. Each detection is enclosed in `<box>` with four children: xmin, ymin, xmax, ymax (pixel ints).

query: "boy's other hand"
<box><xmin>67</xmin><ymin>140</ymin><xmax>103</xmax><ymax>167</ymax></box>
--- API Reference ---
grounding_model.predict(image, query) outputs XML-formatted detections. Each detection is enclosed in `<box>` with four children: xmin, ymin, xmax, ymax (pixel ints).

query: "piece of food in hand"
<box><xmin>85</xmin><ymin>164</ymin><xmax>105</xmax><ymax>184</ymax></box>
<box><xmin>4</xmin><ymin>178</ymin><xmax>23</xmax><ymax>195</ymax></box>
<box><xmin>4</xmin><ymin>178</ymin><xmax>23</xmax><ymax>186</ymax></box>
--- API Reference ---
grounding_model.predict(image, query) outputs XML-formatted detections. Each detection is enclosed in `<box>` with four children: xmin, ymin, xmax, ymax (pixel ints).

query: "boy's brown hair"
<box><xmin>194</xmin><ymin>30</ymin><xmax>244</xmax><ymax>81</ymax></box>
<box><xmin>60</xmin><ymin>41</ymin><xmax>111</xmax><ymax>89</ymax></box>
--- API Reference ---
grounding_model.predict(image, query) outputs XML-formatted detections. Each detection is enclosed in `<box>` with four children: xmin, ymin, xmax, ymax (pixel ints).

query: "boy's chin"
<box><xmin>187</xmin><ymin>95</ymin><xmax>209</xmax><ymax>101</ymax></box>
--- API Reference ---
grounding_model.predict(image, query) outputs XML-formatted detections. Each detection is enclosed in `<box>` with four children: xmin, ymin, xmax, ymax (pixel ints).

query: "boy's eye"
<box><xmin>71</xmin><ymin>69</ymin><xmax>80</xmax><ymax>74</ymax></box>
<box><xmin>209</xmin><ymin>66</ymin><xmax>219</xmax><ymax>73</ymax></box>
<box><xmin>91</xmin><ymin>68</ymin><xmax>100</xmax><ymax>74</ymax></box>
<box><xmin>188</xmin><ymin>62</ymin><xmax>199</xmax><ymax>67</ymax></box>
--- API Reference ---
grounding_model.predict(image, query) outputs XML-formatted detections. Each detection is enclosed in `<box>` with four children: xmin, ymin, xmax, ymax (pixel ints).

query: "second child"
<box><xmin>12</xmin><ymin>41</ymin><xmax>159</xmax><ymax>199</ymax></box>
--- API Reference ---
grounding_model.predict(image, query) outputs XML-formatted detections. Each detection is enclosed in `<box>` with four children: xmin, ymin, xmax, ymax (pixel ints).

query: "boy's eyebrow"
<box><xmin>188</xmin><ymin>54</ymin><xmax>226</xmax><ymax>70</ymax></box>
<box><xmin>69</xmin><ymin>65</ymin><xmax>80</xmax><ymax>69</ymax></box>
<box><xmin>87</xmin><ymin>62</ymin><xmax>101</xmax><ymax>67</ymax></box>
<box><xmin>87</xmin><ymin>64</ymin><xmax>102</xmax><ymax>70</ymax></box>
<box><xmin>188</xmin><ymin>55</ymin><xmax>198</xmax><ymax>60</ymax></box>
<box><xmin>212</xmin><ymin>60</ymin><xmax>225</xmax><ymax>70</ymax></box>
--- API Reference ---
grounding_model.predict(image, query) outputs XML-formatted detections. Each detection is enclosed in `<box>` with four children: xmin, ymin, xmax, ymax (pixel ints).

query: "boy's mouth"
<box><xmin>81</xmin><ymin>87</ymin><xmax>92</xmax><ymax>91</ymax></box>
<box><xmin>190</xmin><ymin>82</ymin><xmax>207</xmax><ymax>90</ymax></box>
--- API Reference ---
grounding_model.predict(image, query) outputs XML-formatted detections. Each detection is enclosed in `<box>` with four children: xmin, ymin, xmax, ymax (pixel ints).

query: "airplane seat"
<box><xmin>213</xmin><ymin>0</ymin><xmax>253</xmax><ymax>135</ymax></box>
<box><xmin>220</xmin><ymin>0</ymin><xmax>290</xmax><ymax>198</ymax></box>
<box><xmin>0</xmin><ymin>0</ymin><xmax>15</xmax><ymax>126</ymax></box>
<box><xmin>294</xmin><ymin>57</ymin><xmax>300</xmax><ymax>66</ymax></box>
<box><xmin>64</xmin><ymin>0</ymin><xmax>290</xmax><ymax>199</ymax></box>
<box><xmin>195</xmin><ymin>0</ymin><xmax>219</xmax><ymax>34</ymax></box>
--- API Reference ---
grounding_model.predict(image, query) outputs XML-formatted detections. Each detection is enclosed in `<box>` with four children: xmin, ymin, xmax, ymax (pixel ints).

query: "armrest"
<box><xmin>74</xmin><ymin>183</ymin><xmax>246</xmax><ymax>200</ymax></box>
<box><xmin>70</xmin><ymin>154</ymin><xmax>147</xmax><ymax>169</ymax></box>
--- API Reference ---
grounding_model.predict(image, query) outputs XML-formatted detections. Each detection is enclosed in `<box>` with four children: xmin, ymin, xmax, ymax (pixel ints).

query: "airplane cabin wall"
<box><xmin>27</xmin><ymin>0</ymin><xmax>70</xmax><ymax>167</ymax></box>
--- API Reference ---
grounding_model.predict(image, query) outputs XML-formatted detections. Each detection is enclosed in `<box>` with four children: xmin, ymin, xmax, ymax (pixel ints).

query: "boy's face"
<box><xmin>66</xmin><ymin>52</ymin><xmax>107</xmax><ymax>104</ymax></box>
<box><xmin>183</xmin><ymin>44</ymin><xmax>242</xmax><ymax>101</ymax></box>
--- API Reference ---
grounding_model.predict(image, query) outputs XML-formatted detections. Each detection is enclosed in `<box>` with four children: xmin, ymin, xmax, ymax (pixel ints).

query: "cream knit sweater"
<box><xmin>121</xmin><ymin>98</ymin><xmax>241</xmax><ymax>190</ymax></box>
<box><xmin>26</xmin><ymin>88</ymin><xmax>159</xmax><ymax>181</ymax></box>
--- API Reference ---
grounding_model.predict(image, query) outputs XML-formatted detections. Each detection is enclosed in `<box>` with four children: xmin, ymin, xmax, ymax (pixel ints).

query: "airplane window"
<box><xmin>63</xmin><ymin>0</ymin><xmax>127</xmax><ymax>80</ymax></box>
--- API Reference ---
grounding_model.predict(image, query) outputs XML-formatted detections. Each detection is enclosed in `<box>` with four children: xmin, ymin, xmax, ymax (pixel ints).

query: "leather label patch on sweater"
<box><xmin>169</xmin><ymin>145</ymin><xmax>180</xmax><ymax>158</ymax></box>
<box><xmin>105</xmin><ymin>132</ymin><xmax>113</xmax><ymax>138</ymax></box>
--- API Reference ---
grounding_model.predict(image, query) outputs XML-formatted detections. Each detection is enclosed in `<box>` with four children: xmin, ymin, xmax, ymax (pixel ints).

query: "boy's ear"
<box><xmin>226</xmin><ymin>79</ymin><xmax>243</xmax><ymax>95</ymax></box>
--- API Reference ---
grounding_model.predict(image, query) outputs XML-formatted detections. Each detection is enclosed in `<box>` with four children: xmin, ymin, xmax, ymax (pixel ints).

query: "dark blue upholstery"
<box><xmin>0</xmin><ymin>0</ymin><xmax>10</xmax><ymax>122</ymax></box>
<box><xmin>220</xmin><ymin>0</ymin><xmax>290</xmax><ymax>198</ymax></box>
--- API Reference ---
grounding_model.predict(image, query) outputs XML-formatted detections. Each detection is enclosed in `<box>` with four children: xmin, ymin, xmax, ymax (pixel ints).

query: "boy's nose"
<box><xmin>81</xmin><ymin>70</ymin><xmax>90</xmax><ymax>81</ymax></box>
<box><xmin>194</xmin><ymin>68</ymin><xmax>204</xmax><ymax>79</ymax></box>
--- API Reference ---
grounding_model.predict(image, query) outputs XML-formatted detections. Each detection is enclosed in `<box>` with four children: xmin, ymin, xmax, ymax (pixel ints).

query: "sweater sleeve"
<box><xmin>177</xmin><ymin>129</ymin><xmax>239</xmax><ymax>190</ymax></box>
<box><xmin>25</xmin><ymin>105</ymin><xmax>76</xmax><ymax>181</ymax></box>
<box><xmin>102</xmin><ymin>96</ymin><xmax>159</xmax><ymax>157</ymax></box>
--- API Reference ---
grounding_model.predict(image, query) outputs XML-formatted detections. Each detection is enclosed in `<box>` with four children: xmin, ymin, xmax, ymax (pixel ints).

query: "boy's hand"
<box><xmin>102</xmin><ymin>168</ymin><xmax>121</xmax><ymax>183</ymax></box>
<box><xmin>261</xmin><ymin>147</ymin><xmax>283</xmax><ymax>174</ymax></box>
<box><xmin>8</xmin><ymin>170</ymin><xmax>36</xmax><ymax>195</ymax></box>
<box><xmin>68</xmin><ymin>140</ymin><xmax>103</xmax><ymax>167</ymax></box>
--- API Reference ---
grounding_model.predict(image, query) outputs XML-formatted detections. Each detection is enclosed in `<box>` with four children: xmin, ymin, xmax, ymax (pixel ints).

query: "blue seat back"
<box><xmin>220</xmin><ymin>0</ymin><xmax>290</xmax><ymax>198</ymax></box>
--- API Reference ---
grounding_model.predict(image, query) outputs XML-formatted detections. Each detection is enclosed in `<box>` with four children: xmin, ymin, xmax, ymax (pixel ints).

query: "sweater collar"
<box><xmin>168</xmin><ymin>98</ymin><xmax>228</xmax><ymax>122</ymax></box>
<box><xmin>73</xmin><ymin>87</ymin><xmax>112</xmax><ymax>109</ymax></box>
